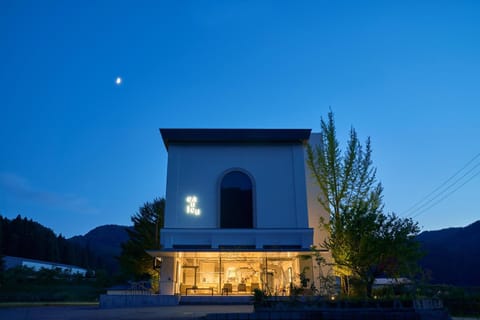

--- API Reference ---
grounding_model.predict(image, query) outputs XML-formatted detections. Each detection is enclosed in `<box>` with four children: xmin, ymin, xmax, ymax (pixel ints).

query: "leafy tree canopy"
<box><xmin>307</xmin><ymin>112</ymin><xmax>422</xmax><ymax>297</ymax></box>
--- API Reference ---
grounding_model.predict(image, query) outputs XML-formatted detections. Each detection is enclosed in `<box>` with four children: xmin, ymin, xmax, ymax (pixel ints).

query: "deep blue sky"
<box><xmin>1</xmin><ymin>1</ymin><xmax>479</xmax><ymax>237</ymax></box>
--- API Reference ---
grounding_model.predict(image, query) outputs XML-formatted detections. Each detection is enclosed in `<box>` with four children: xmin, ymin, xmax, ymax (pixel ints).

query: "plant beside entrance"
<box><xmin>251</xmin><ymin>254</ymin><xmax>449</xmax><ymax>319</ymax></box>
<box><xmin>252</xmin><ymin>287</ymin><xmax>448</xmax><ymax>320</ymax></box>
<box><xmin>252</xmin><ymin>269</ymin><xmax>422</xmax><ymax>312</ymax></box>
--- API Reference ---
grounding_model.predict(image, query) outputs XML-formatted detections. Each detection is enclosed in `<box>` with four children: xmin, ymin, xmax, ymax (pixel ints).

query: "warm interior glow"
<box><xmin>170</xmin><ymin>251</ymin><xmax>309</xmax><ymax>296</ymax></box>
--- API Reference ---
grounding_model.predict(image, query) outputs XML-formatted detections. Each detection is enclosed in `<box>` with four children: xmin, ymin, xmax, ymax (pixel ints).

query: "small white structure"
<box><xmin>373</xmin><ymin>277</ymin><xmax>412</xmax><ymax>289</ymax></box>
<box><xmin>4</xmin><ymin>255</ymin><xmax>88</xmax><ymax>276</ymax></box>
<box><xmin>150</xmin><ymin>129</ymin><xmax>329</xmax><ymax>296</ymax></box>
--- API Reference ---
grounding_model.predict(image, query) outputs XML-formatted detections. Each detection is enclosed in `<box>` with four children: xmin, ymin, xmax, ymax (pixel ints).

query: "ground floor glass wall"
<box><xmin>172</xmin><ymin>252</ymin><xmax>312</xmax><ymax>296</ymax></box>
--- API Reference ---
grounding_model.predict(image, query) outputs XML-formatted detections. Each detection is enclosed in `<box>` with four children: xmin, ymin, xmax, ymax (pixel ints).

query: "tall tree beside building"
<box><xmin>307</xmin><ymin>112</ymin><xmax>422</xmax><ymax>297</ymax></box>
<box><xmin>119</xmin><ymin>198</ymin><xmax>165</xmax><ymax>290</ymax></box>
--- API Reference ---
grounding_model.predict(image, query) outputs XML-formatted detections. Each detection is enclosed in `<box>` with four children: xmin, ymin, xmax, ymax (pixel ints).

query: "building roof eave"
<box><xmin>159</xmin><ymin>128</ymin><xmax>312</xmax><ymax>150</ymax></box>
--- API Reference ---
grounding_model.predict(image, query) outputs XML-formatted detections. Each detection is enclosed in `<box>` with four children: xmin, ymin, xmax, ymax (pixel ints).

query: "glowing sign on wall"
<box><xmin>185</xmin><ymin>196</ymin><xmax>201</xmax><ymax>216</ymax></box>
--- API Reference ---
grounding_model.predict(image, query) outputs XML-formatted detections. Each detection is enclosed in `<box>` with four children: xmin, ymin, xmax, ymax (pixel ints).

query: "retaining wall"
<box><xmin>99</xmin><ymin>294</ymin><xmax>180</xmax><ymax>308</ymax></box>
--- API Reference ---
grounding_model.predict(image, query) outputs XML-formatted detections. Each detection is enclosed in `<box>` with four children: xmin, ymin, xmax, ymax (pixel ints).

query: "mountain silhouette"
<box><xmin>68</xmin><ymin>224</ymin><xmax>131</xmax><ymax>274</ymax></box>
<box><xmin>417</xmin><ymin>220</ymin><xmax>480</xmax><ymax>286</ymax></box>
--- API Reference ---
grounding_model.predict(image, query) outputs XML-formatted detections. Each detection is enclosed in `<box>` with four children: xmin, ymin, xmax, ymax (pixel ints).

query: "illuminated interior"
<box><xmin>164</xmin><ymin>251</ymin><xmax>312</xmax><ymax>296</ymax></box>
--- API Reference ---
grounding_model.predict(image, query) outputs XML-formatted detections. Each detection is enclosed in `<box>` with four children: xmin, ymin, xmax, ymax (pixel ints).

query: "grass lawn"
<box><xmin>0</xmin><ymin>283</ymin><xmax>104</xmax><ymax>303</ymax></box>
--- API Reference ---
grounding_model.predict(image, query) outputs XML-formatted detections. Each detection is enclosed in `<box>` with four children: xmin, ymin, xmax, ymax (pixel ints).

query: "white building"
<box><xmin>4</xmin><ymin>255</ymin><xmax>88</xmax><ymax>276</ymax></box>
<box><xmin>150</xmin><ymin>129</ymin><xmax>328</xmax><ymax>296</ymax></box>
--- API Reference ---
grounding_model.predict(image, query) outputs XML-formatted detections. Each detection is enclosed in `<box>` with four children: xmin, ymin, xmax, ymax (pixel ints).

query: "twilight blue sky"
<box><xmin>1</xmin><ymin>1</ymin><xmax>479</xmax><ymax>237</ymax></box>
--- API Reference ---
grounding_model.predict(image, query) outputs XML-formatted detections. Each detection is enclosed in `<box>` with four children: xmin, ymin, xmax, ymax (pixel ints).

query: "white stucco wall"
<box><xmin>304</xmin><ymin>133</ymin><xmax>333</xmax><ymax>290</ymax></box>
<box><xmin>304</xmin><ymin>133</ymin><xmax>330</xmax><ymax>247</ymax></box>
<box><xmin>163</xmin><ymin>143</ymin><xmax>309</xmax><ymax>230</ymax></box>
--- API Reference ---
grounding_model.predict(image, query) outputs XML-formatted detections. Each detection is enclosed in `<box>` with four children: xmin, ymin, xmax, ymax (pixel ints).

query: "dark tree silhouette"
<box><xmin>118</xmin><ymin>198</ymin><xmax>165</xmax><ymax>290</ymax></box>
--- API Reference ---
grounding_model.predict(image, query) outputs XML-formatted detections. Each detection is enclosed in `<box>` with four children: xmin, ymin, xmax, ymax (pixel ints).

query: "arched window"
<box><xmin>220</xmin><ymin>171</ymin><xmax>253</xmax><ymax>228</ymax></box>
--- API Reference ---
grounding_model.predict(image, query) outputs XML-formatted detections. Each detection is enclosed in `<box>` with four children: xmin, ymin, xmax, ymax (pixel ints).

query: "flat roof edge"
<box><xmin>159</xmin><ymin>128</ymin><xmax>312</xmax><ymax>150</ymax></box>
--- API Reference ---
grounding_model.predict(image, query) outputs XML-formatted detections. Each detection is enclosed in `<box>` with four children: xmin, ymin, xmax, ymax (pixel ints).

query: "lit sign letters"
<box><xmin>185</xmin><ymin>196</ymin><xmax>201</xmax><ymax>216</ymax></box>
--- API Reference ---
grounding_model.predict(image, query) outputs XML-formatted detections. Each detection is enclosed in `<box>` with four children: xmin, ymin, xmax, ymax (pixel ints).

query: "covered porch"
<box><xmin>149</xmin><ymin>250</ymin><xmax>314</xmax><ymax>296</ymax></box>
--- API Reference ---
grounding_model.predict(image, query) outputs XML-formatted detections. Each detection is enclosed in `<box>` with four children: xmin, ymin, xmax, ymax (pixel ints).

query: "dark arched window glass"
<box><xmin>220</xmin><ymin>171</ymin><xmax>253</xmax><ymax>228</ymax></box>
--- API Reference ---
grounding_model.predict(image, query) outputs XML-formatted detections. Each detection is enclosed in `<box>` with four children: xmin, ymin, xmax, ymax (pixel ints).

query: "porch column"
<box><xmin>159</xmin><ymin>256</ymin><xmax>175</xmax><ymax>295</ymax></box>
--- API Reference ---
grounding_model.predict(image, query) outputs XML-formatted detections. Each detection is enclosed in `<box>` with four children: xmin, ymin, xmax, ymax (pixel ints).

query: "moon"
<box><xmin>115</xmin><ymin>77</ymin><xmax>122</xmax><ymax>85</ymax></box>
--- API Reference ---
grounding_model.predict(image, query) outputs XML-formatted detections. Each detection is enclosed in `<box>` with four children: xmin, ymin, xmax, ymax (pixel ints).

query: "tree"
<box><xmin>118</xmin><ymin>198</ymin><xmax>165</xmax><ymax>291</ymax></box>
<box><xmin>307</xmin><ymin>112</ymin><xmax>422</xmax><ymax>297</ymax></box>
<box><xmin>341</xmin><ymin>200</ymin><xmax>421</xmax><ymax>297</ymax></box>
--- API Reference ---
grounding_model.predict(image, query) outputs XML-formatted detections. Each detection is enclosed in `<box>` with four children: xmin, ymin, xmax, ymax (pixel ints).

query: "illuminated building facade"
<box><xmin>151</xmin><ymin>129</ymin><xmax>328</xmax><ymax>296</ymax></box>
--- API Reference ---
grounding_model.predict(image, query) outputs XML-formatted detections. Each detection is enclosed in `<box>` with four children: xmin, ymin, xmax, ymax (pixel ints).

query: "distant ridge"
<box><xmin>4</xmin><ymin>215</ymin><xmax>479</xmax><ymax>285</ymax></box>
<box><xmin>417</xmin><ymin>220</ymin><xmax>480</xmax><ymax>286</ymax></box>
<box><xmin>69</xmin><ymin>224</ymin><xmax>131</xmax><ymax>274</ymax></box>
<box><xmin>0</xmin><ymin>215</ymin><xmax>108</xmax><ymax>272</ymax></box>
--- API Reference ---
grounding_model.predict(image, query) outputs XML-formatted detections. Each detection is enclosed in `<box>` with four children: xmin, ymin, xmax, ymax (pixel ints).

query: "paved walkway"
<box><xmin>0</xmin><ymin>305</ymin><xmax>254</xmax><ymax>320</ymax></box>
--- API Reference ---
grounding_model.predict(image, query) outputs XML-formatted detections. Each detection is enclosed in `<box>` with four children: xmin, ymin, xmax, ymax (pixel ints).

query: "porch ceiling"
<box><xmin>146</xmin><ymin>250</ymin><xmax>313</xmax><ymax>259</ymax></box>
